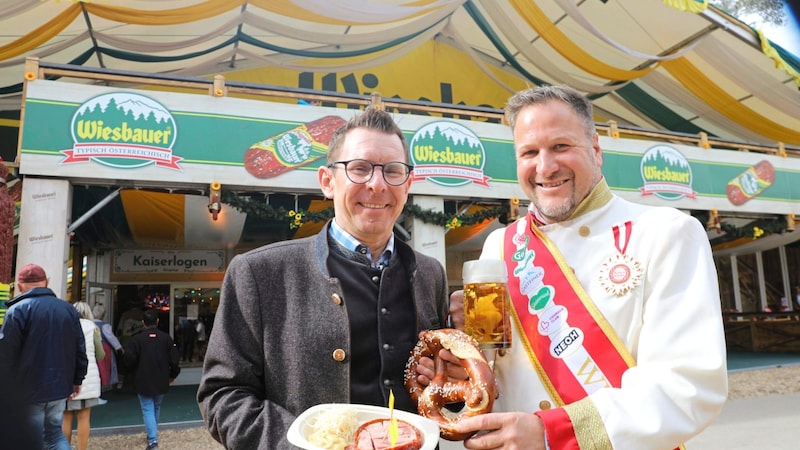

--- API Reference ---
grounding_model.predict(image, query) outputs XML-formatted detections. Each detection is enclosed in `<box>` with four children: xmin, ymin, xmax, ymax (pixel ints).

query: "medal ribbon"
<box><xmin>503</xmin><ymin>217</ymin><xmax>635</xmax><ymax>405</ymax></box>
<box><xmin>612</xmin><ymin>221</ymin><xmax>633</xmax><ymax>254</ymax></box>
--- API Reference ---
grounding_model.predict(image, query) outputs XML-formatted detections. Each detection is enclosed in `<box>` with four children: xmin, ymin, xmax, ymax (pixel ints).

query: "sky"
<box><xmin>746</xmin><ymin>2</ymin><xmax>800</xmax><ymax>57</ymax></box>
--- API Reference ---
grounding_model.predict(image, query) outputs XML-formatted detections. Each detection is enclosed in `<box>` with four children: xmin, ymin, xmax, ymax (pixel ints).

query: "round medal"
<box><xmin>599</xmin><ymin>253</ymin><xmax>643</xmax><ymax>296</ymax></box>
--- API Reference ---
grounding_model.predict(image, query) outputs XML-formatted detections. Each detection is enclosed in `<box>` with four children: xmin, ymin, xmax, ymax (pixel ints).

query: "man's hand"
<box><xmin>69</xmin><ymin>385</ymin><xmax>82</xmax><ymax>400</ymax></box>
<box><xmin>413</xmin><ymin>347</ymin><xmax>467</xmax><ymax>387</ymax></box>
<box><xmin>456</xmin><ymin>412</ymin><xmax>547</xmax><ymax>449</ymax></box>
<box><xmin>449</xmin><ymin>290</ymin><xmax>465</xmax><ymax>330</ymax></box>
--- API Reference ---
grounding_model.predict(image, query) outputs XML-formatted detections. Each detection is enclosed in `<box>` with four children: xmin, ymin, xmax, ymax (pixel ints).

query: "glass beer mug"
<box><xmin>462</xmin><ymin>259</ymin><xmax>512</xmax><ymax>349</ymax></box>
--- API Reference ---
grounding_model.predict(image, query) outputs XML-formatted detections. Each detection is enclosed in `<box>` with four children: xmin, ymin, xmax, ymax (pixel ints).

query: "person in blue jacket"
<box><xmin>0</xmin><ymin>263</ymin><xmax>88</xmax><ymax>450</ymax></box>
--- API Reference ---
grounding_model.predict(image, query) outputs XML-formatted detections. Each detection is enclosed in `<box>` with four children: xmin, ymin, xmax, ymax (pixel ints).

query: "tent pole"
<box><xmin>67</xmin><ymin>188</ymin><xmax>121</xmax><ymax>234</ymax></box>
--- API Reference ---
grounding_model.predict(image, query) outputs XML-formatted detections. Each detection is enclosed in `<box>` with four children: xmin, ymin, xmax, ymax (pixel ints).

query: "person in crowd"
<box><xmin>180</xmin><ymin>318</ymin><xmax>197</xmax><ymax>362</ymax></box>
<box><xmin>62</xmin><ymin>301</ymin><xmax>106</xmax><ymax>450</ymax></box>
<box><xmin>197</xmin><ymin>107</ymin><xmax>449</xmax><ymax>448</ymax></box>
<box><xmin>117</xmin><ymin>304</ymin><xmax>145</xmax><ymax>348</ymax></box>
<box><xmin>195</xmin><ymin>317</ymin><xmax>207</xmax><ymax>361</ymax></box>
<box><xmin>92</xmin><ymin>304</ymin><xmax>124</xmax><ymax>390</ymax></box>
<box><xmin>0</xmin><ymin>356</ymin><xmax>39</xmax><ymax>448</ymax></box>
<box><xmin>0</xmin><ymin>263</ymin><xmax>88</xmax><ymax>450</ymax></box>
<box><xmin>795</xmin><ymin>285</ymin><xmax>800</xmax><ymax>309</ymax></box>
<box><xmin>435</xmin><ymin>86</ymin><xmax>728</xmax><ymax>449</ymax></box>
<box><xmin>124</xmin><ymin>308</ymin><xmax>181</xmax><ymax>450</ymax></box>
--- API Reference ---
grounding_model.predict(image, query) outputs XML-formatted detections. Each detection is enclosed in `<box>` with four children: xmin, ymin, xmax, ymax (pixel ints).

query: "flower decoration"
<box><xmin>753</xmin><ymin>226</ymin><xmax>764</xmax><ymax>239</ymax></box>
<box><xmin>446</xmin><ymin>217</ymin><xmax>462</xmax><ymax>230</ymax></box>
<box><xmin>288</xmin><ymin>210</ymin><xmax>304</xmax><ymax>229</ymax></box>
<box><xmin>222</xmin><ymin>191</ymin><xmax>512</xmax><ymax>230</ymax></box>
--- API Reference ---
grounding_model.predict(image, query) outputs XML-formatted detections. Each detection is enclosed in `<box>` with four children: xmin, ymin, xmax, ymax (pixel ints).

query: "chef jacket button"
<box><xmin>380</xmin><ymin>307</ymin><xmax>389</xmax><ymax>315</ymax></box>
<box><xmin>371</xmin><ymin>275</ymin><xmax>380</xmax><ymax>284</ymax></box>
<box><xmin>332</xmin><ymin>349</ymin><xmax>346</xmax><ymax>361</ymax></box>
<box><xmin>331</xmin><ymin>293</ymin><xmax>343</xmax><ymax>305</ymax></box>
<box><xmin>539</xmin><ymin>400</ymin><xmax>552</xmax><ymax>410</ymax></box>
<box><xmin>579</xmin><ymin>226</ymin><xmax>590</xmax><ymax>237</ymax></box>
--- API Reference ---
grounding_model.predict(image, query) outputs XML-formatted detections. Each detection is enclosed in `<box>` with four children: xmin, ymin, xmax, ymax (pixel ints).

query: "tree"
<box><xmin>713</xmin><ymin>0</ymin><xmax>787</xmax><ymax>26</ymax></box>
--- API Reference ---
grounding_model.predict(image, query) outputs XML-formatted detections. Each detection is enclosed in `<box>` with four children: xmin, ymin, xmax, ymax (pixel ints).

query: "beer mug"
<box><xmin>462</xmin><ymin>259</ymin><xmax>512</xmax><ymax>349</ymax></box>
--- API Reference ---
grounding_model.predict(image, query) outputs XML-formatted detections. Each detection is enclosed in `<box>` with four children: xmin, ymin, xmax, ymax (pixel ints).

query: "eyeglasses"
<box><xmin>327</xmin><ymin>159</ymin><xmax>413</xmax><ymax>186</ymax></box>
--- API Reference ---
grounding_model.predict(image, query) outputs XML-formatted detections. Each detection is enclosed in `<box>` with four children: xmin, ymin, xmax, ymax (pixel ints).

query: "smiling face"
<box><xmin>513</xmin><ymin>99</ymin><xmax>603</xmax><ymax>223</ymax></box>
<box><xmin>318</xmin><ymin>127</ymin><xmax>411</xmax><ymax>249</ymax></box>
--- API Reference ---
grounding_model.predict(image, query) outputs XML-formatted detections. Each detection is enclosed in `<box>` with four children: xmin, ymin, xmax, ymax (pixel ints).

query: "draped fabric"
<box><xmin>0</xmin><ymin>0</ymin><xmax>798</xmax><ymax>147</ymax></box>
<box><xmin>121</xmin><ymin>190</ymin><xmax>247</xmax><ymax>249</ymax></box>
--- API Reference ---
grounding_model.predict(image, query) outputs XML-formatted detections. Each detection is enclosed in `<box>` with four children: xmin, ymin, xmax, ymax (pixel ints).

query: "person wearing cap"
<box><xmin>0</xmin><ymin>263</ymin><xmax>88</xmax><ymax>450</ymax></box>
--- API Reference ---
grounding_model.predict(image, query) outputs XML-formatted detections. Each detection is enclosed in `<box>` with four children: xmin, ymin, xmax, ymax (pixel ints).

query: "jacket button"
<box><xmin>382</xmin><ymin>343</ymin><xmax>391</xmax><ymax>350</ymax></box>
<box><xmin>371</xmin><ymin>275</ymin><xmax>380</xmax><ymax>284</ymax></box>
<box><xmin>332</xmin><ymin>349</ymin><xmax>346</xmax><ymax>361</ymax></box>
<box><xmin>331</xmin><ymin>293</ymin><xmax>343</xmax><ymax>305</ymax></box>
<box><xmin>383</xmin><ymin>379</ymin><xmax>392</xmax><ymax>386</ymax></box>
<box><xmin>538</xmin><ymin>400</ymin><xmax>552</xmax><ymax>410</ymax></box>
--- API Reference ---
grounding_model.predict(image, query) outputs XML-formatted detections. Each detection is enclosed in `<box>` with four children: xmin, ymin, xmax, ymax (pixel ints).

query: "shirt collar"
<box><xmin>329</xmin><ymin>219</ymin><xmax>394</xmax><ymax>269</ymax></box>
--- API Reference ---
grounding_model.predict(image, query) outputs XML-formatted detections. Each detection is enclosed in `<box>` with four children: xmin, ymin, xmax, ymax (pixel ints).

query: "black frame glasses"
<box><xmin>327</xmin><ymin>159</ymin><xmax>414</xmax><ymax>186</ymax></box>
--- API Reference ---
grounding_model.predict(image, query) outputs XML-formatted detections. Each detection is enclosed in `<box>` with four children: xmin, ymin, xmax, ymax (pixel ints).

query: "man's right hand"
<box><xmin>413</xmin><ymin>348</ymin><xmax>468</xmax><ymax>387</ymax></box>
<box><xmin>458</xmin><ymin>412</ymin><xmax>547</xmax><ymax>450</ymax></box>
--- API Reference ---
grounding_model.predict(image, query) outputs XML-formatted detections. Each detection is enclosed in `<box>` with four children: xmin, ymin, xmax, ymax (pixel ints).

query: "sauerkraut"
<box><xmin>305</xmin><ymin>406</ymin><xmax>359</xmax><ymax>450</ymax></box>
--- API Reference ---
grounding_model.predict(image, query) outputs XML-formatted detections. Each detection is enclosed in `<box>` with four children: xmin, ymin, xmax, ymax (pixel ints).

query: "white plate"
<box><xmin>287</xmin><ymin>403</ymin><xmax>440</xmax><ymax>450</ymax></box>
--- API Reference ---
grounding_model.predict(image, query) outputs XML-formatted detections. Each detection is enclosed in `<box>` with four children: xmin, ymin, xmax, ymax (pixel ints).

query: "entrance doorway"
<box><xmin>172</xmin><ymin>284</ymin><xmax>219</xmax><ymax>368</ymax></box>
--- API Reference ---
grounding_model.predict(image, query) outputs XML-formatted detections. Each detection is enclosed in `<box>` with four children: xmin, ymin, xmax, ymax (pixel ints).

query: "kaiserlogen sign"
<box><xmin>18</xmin><ymin>80</ymin><xmax>800</xmax><ymax>214</ymax></box>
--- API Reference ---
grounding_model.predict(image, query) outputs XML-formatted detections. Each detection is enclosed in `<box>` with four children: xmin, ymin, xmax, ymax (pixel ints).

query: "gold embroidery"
<box><xmin>576</xmin><ymin>357</ymin><xmax>611</xmax><ymax>388</ymax></box>
<box><xmin>564</xmin><ymin>398</ymin><xmax>613</xmax><ymax>450</ymax></box>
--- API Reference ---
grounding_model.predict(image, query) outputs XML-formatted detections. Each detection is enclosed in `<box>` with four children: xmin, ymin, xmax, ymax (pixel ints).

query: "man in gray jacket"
<box><xmin>198</xmin><ymin>107</ymin><xmax>449</xmax><ymax>448</ymax></box>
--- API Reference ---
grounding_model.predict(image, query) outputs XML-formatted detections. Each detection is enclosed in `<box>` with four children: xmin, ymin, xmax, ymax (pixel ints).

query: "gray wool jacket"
<box><xmin>197</xmin><ymin>223</ymin><xmax>449</xmax><ymax>449</ymax></box>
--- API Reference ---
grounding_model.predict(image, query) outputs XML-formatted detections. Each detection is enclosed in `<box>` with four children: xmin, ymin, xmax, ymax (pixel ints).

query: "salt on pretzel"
<box><xmin>404</xmin><ymin>329</ymin><xmax>497</xmax><ymax>441</ymax></box>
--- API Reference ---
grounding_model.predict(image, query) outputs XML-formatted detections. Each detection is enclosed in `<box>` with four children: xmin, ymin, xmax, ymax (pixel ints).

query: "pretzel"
<box><xmin>404</xmin><ymin>329</ymin><xmax>497</xmax><ymax>441</ymax></box>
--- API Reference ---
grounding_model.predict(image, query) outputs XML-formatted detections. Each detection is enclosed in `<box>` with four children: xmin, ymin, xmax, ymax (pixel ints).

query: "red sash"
<box><xmin>503</xmin><ymin>217</ymin><xmax>635</xmax><ymax>405</ymax></box>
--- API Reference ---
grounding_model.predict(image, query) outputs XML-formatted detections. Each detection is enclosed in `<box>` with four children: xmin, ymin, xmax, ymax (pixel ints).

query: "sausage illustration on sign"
<box><xmin>244</xmin><ymin>115</ymin><xmax>345</xmax><ymax>178</ymax></box>
<box><xmin>726</xmin><ymin>160</ymin><xmax>775</xmax><ymax>206</ymax></box>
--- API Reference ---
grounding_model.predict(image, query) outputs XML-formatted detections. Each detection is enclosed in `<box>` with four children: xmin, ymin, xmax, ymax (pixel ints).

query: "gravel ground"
<box><xmin>78</xmin><ymin>365</ymin><xmax>800</xmax><ymax>449</ymax></box>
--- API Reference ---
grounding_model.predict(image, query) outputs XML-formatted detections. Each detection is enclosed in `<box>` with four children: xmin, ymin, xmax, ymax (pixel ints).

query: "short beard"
<box><xmin>533</xmin><ymin>197</ymin><xmax>577</xmax><ymax>223</ymax></box>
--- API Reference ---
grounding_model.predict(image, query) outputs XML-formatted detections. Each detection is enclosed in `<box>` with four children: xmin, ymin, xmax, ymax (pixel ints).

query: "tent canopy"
<box><xmin>4</xmin><ymin>0</ymin><xmax>800</xmax><ymax>254</ymax></box>
<box><xmin>0</xmin><ymin>0</ymin><xmax>798</xmax><ymax>149</ymax></box>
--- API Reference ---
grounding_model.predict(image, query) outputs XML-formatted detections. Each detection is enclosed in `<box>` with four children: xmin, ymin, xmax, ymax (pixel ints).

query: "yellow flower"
<box><xmin>446</xmin><ymin>217</ymin><xmax>461</xmax><ymax>230</ymax></box>
<box><xmin>289</xmin><ymin>210</ymin><xmax>304</xmax><ymax>229</ymax></box>
<box><xmin>753</xmin><ymin>227</ymin><xmax>764</xmax><ymax>239</ymax></box>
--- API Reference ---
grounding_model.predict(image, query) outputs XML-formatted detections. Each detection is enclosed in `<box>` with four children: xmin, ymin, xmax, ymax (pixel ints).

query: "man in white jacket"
<box><xmin>447</xmin><ymin>85</ymin><xmax>727</xmax><ymax>449</ymax></box>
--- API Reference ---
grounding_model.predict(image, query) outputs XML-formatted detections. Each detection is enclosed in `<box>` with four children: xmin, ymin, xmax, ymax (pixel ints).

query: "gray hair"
<box><xmin>505</xmin><ymin>85</ymin><xmax>596</xmax><ymax>141</ymax></box>
<box><xmin>74</xmin><ymin>301</ymin><xmax>95</xmax><ymax>320</ymax></box>
<box><xmin>92</xmin><ymin>304</ymin><xmax>105</xmax><ymax>320</ymax></box>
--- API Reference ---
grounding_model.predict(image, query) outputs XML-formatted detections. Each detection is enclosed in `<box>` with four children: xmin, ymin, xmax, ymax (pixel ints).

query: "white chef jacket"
<box><xmin>481</xmin><ymin>181</ymin><xmax>728</xmax><ymax>449</ymax></box>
